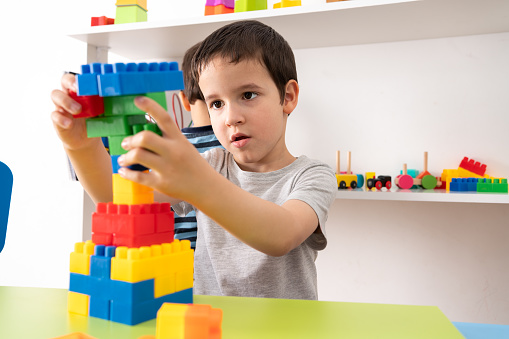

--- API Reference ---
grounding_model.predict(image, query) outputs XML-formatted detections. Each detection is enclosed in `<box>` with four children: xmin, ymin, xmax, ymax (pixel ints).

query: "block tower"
<box><xmin>116</xmin><ymin>0</ymin><xmax>148</xmax><ymax>24</ymax></box>
<box><xmin>67</xmin><ymin>61</ymin><xmax>194</xmax><ymax>325</ymax></box>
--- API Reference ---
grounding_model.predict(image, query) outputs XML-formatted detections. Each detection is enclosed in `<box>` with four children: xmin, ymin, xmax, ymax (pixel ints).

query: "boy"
<box><xmin>50</xmin><ymin>20</ymin><xmax>337</xmax><ymax>300</ymax></box>
<box><xmin>174</xmin><ymin>42</ymin><xmax>223</xmax><ymax>250</ymax></box>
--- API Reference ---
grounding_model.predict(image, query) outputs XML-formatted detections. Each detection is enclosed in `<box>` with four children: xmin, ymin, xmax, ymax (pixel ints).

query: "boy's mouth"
<box><xmin>231</xmin><ymin>133</ymin><xmax>250</xmax><ymax>148</ymax></box>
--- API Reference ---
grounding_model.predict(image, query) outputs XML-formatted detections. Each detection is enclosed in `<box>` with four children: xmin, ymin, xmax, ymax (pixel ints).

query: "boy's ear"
<box><xmin>283</xmin><ymin>80</ymin><xmax>299</xmax><ymax>116</ymax></box>
<box><xmin>178</xmin><ymin>91</ymin><xmax>192</xmax><ymax>112</ymax></box>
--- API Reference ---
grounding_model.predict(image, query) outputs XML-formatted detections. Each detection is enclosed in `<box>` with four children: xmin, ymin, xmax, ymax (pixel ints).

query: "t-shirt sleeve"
<box><xmin>287</xmin><ymin>162</ymin><xmax>337</xmax><ymax>251</ymax></box>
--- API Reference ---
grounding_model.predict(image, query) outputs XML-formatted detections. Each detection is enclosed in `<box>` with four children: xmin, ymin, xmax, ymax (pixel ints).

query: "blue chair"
<box><xmin>0</xmin><ymin>161</ymin><xmax>13</xmax><ymax>253</ymax></box>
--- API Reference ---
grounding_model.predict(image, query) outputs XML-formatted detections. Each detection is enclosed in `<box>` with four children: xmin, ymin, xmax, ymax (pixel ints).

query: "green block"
<box><xmin>493</xmin><ymin>179</ymin><xmax>508</xmax><ymax>193</ymax></box>
<box><xmin>104</xmin><ymin>92</ymin><xmax>167</xmax><ymax>116</ymax></box>
<box><xmin>477</xmin><ymin>178</ymin><xmax>492</xmax><ymax>193</ymax></box>
<box><xmin>108</xmin><ymin>136</ymin><xmax>127</xmax><ymax>156</ymax></box>
<box><xmin>116</xmin><ymin>5</ymin><xmax>147</xmax><ymax>24</ymax></box>
<box><xmin>234</xmin><ymin>0</ymin><xmax>267</xmax><ymax>12</ymax></box>
<box><xmin>86</xmin><ymin>115</ymin><xmax>147</xmax><ymax>138</ymax></box>
<box><xmin>132</xmin><ymin>122</ymin><xmax>162</xmax><ymax>135</ymax></box>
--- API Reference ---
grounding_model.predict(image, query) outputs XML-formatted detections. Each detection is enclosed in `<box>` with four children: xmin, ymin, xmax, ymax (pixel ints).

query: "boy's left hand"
<box><xmin>117</xmin><ymin>96</ymin><xmax>212</xmax><ymax>202</ymax></box>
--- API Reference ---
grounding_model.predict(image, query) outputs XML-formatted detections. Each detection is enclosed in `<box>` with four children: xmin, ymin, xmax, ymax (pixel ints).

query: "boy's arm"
<box><xmin>119</xmin><ymin>97</ymin><xmax>323</xmax><ymax>257</ymax></box>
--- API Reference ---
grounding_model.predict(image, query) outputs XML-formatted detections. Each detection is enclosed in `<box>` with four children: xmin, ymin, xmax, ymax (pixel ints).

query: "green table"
<box><xmin>0</xmin><ymin>286</ymin><xmax>464</xmax><ymax>339</ymax></box>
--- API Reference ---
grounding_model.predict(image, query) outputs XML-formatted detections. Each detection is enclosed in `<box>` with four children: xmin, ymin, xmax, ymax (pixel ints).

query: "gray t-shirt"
<box><xmin>172</xmin><ymin>148</ymin><xmax>337</xmax><ymax>300</ymax></box>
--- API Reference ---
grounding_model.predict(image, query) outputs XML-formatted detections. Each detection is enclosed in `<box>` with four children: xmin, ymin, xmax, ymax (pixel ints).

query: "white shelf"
<box><xmin>67</xmin><ymin>0</ymin><xmax>509</xmax><ymax>59</ymax></box>
<box><xmin>336</xmin><ymin>189</ymin><xmax>509</xmax><ymax>204</ymax></box>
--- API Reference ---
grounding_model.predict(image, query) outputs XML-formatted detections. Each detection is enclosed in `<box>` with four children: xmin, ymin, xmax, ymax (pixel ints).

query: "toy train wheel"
<box><xmin>375</xmin><ymin>181</ymin><xmax>382</xmax><ymax>190</ymax></box>
<box><xmin>396</xmin><ymin>174</ymin><xmax>413</xmax><ymax>189</ymax></box>
<box><xmin>385</xmin><ymin>181</ymin><xmax>392</xmax><ymax>189</ymax></box>
<box><xmin>366</xmin><ymin>179</ymin><xmax>374</xmax><ymax>189</ymax></box>
<box><xmin>421</xmin><ymin>175</ymin><xmax>437</xmax><ymax>189</ymax></box>
<box><xmin>339</xmin><ymin>181</ymin><xmax>347</xmax><ymax>189</ymax></box>
<box><xmin>351</xmin><ymin>181</ymin><xmax>357</xmax><ymax>189</ymax></box>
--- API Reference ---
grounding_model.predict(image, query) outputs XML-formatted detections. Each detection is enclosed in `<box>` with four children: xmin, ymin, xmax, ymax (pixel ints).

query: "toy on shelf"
<box><xmin>395</xmin><ymin>152</ymin><xmax>443</xmax><ymax>190</ymax></box>
<box><xmin>335</xmin><ymin>151</ymin><xmax>363</xmax><ymax>189</ymax></box>
<box><xmin>205</xmin><ymin>0</ymin><xmax>234</xmax><ymax>15</ymax></box>
<box><xmin>441</xmin><ymin>156</ymin><xmax>493</xmax><ymax>192</ymax></box>
<box><xmin>91</xmin><ymin>16</ymin><xmax>115</xmax><ymax>26</ymax></box>
<box><xmin>366</xmin><ymin>173</ymin><xmax>392</xmax><ymax>191</ymax></box>
<box><xmin>234</xmin><ymin>0</ymin><xmax>267</xmax><ymax>12</ymax></box>
<box><xmin>116</xmin><ymin>0</ymin><xmax>148</xmax><ymax>24</ymax></box>
<box><xmin>273</xmin><ymin>0</ymin><xmax>301</xmax><ymax>8</ymax></box>
<box><xmin>67</xmin><ymin>61</ymin><xmax>199</xmax><ymax>326</ymax></box>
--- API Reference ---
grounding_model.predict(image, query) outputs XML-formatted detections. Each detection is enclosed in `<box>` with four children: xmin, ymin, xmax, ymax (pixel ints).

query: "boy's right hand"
<box><xmin>50</xmin><ymin>74</ymin><xmax>99</xmax><ymax>151</ymax></box>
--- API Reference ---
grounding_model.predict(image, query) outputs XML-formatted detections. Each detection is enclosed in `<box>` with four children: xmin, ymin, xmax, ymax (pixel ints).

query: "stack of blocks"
<box><xmin>68</xmin><ymin>61</ymin><xmax>194</xmax><ymax>325</ymax></box>
<box><xmin>116</xmin><ymin>0</ymin><xmax>148</xmax><ymax>24</ymax></box>
<box><xmin>205</xmin><ymin>0</ymin><xmax>235</xmax><ymax>15</ymax></box>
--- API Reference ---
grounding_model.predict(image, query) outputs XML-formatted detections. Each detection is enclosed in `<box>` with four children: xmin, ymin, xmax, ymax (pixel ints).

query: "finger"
<box><xmin>117</xmin><ymin>167</ymin><xmax>154</xmax><ymax>187</ymax></box>
<box><xmin>134</xmin><ymin>96</ymin><xmax>181</xmax><ymax>137</ymax></box>
<box><xmin>121</xmin><ymin>130</ymin><xmax>170</xmax><ymax>159</ymax></box>
<box><xmin>117</xmin><ymin>145</ymin><xmax>162</xmax><ymax>170</ymax></box>
<box><xmin>61</xmin><ymin>73</ymin><xmax>78</xmax><ymax>93</ymax></box>
<box><xmin>51</xmin><ymin>89</ymin><xmax>82</xmax><ymax>115</ymax></box>
<box><xmin>51</xmin><ymin>109</ymin><xmax>74</xmax><ymax>130</ymax></box>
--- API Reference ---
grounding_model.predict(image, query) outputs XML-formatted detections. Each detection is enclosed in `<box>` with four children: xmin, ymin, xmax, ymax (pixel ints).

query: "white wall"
<box><xmin>0</xmin><ymin>0</ymin><xmax>507</xmax><ymax>326</ymax></box>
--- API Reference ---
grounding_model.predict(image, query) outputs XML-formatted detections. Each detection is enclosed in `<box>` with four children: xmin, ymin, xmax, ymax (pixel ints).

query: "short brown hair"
<box><xmin>182</xmin><ymin>42</ymin><xmax>204</xmax><ymax>104</ymax></box>
<box><xmin>192</xmin><ymin>20</ymin><xmax>298</xmax><ymax>105</ymax></box>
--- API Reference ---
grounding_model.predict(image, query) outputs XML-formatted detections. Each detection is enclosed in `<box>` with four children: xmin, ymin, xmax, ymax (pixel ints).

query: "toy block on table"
<box><xmin>459</xmin><ymin>157</ymin><xmax>487</xmax><ymax>176</ymax></box>
<box><xmin>450</xmin><ymin>178</ymin><xmax>478</xmax><ymax>192</ymax></box>
<box><xmin>273</xmin><ymin>0</ymin><xmax>301</xmax><ymax>8</ymax></box>
<box><xmin>91</xmin><ymin>202</ymin><xmax>174</xmax><ymax>247</ymax></box>
<box><xmin>234</xmin><ymin>0</ymin><xmax>267</xmax><ymax>12</ymax></box>
<box><xmin>477</xmin><ymin>178</ymin><xmax>508</xmax><ymax>193</ymax></box>
<box><xmin>155</xmin><ymin>303</ymin><xmax>223</xmax><ymax>339</ymax></box>
<box><xmin>91</xmin><ymin>16</ymin><xmax>115</xmax><ymax>26</ymax></box>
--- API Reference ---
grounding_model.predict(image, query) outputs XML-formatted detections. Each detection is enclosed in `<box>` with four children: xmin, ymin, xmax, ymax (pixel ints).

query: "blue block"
<box><xmin>76</xmin><ymin>63</ymin><xmax>102</xmax><ymax>96</ymax></box>
<box><xmin>96</xmin><ymin>62</ymin><xmax>184</xmax><ymax>97</ymax></box>
<box><xmin>111</xmin><ymin>279</ymin><xmax>155</xmax><ymax>305</ymax></box>
<box><xmin>110</xmin><ymin>288</ymin><xmax>193</xmax><ymax>325</ymax></box>
<box><xmin>111</xmin><ymin>155</ymin><xmax>148</xmax><ymax>174</ymax></box>
<box><xmin>89</xmin><ymin>296</ymin><xmax>111</xmax><ymax>320</ymax></box>
<box><xmin>69</xmin><ymin>273</ymin><xmax>93</xmax><ymax>295</ymax></box>
<box><xmin>90</xmin><ymin>245</ymin><xmax>116</xmax><ymax>279</ymax></box>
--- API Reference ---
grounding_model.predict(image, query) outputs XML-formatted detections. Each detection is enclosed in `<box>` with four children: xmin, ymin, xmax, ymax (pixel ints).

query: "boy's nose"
<box><xmin>224</xmin><ymin>106</ymin><xmax>245</xmax><ymax>127</ymax></box>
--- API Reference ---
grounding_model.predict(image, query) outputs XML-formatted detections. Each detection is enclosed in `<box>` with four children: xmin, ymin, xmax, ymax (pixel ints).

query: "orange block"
<box><xmin>205</xmin><ymin>4</ymin><xmax>234</xmax><ymax>15</ymax></box>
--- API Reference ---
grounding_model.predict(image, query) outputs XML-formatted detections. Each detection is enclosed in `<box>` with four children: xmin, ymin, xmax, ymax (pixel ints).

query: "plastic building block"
<box><xmin>67</xmin><ymin>291</ymin><xmax>89</xmax><ymax>316</ymax></box>
<box><xmin>70</xmin><ymin>241</ymin><xmax>96</xmax><ymax>275</ymax></box>
<box><xmin>111</xmin><ymin>240</ymin><xmax>193</xmax><ymax>285</ymax></box>
<box><xmin>98</xmin><ymin>62</ymin><xmax>184</xmax><ymax>97</ymax></box>
<box><xmin>115</xmin><ymin>5</ymin><xmax>147</xmax><ymax>24</ymax></box>
<box><xmin>450</xmin><ymin>178</ymin><xmax>478</xmax><ymax>192</ymax></box>
<box><xmin>477</xmin><ymin>178</ymin><xmax>508</xmax><ymax>193</ymax></box>
<box><xmin>116</xmin><ymin>0</ymin><xmax>148</xmax><ymax>11</ymax></box>
<box><xmin>103</xmin><ymin>92</ymin><xmax>167</xmax><ymax>116</ymax></box>
<box><xmin>91</xmin><ymin>16</ymin><xmax>115</xmax><ymax>26</ymax></box>
<box><xmin>205</xmin><ymin>4</ymin><xmax>235</xmax><ymax>15</ymax></box>
<box><xmin>0</xmin><ymin>161</ymin><xmax>13</xmax><ymax>253</ymax></box>
<box><xmin>156</xmin><ymin>303</ymin><xmax>223</xmax><ymax>339</ymax></box>
<box><xmin>113</xmin><ymin>173</ymin><xmax>153</xmax><ymax>195</ymax></box>
<box><xmin>234</xmin><ymin>0</ymin><xmax>267</xmax><ymax>12</ymax></box>
<box><xmin>86</xmin><ymin>114</ymin><xmax>148</xmax><ymax>138</ymax></box>
<box><xmin>68</xmin><ymin>91</ymin><xmax>104</xmax><ymax>118</ymax></box>
<box><xmin>107</xmin><ymin>122</ymin><xmax>162</xmax><ymax>156</ymax></box>
<box><xmin>76</xmin><ymin>63</ymin><xmax>103</xmax><ymax>96</ymax></box>
<box><xmin>91</xmin><ymin>202</ymin><xmax>174</xmax><ymax>247</ymax></box>
<box><xmin>459</xmin><ymin>157</ymin><xmax>487</xmax><ymax>176</ymax></box>
<box><xmin>273</xmin><ymin>0</ymin><xmax>301</xmax><ymax>8</ymax></box>
<box><xmin>206</xmin><ymin>0</ymin><xmax>234</xmax><ymax>7</ymax></box>
<box><xmin>50</xmin><ymin>331</ymin><xmax>98</xmax><ymax>339</ymax></box>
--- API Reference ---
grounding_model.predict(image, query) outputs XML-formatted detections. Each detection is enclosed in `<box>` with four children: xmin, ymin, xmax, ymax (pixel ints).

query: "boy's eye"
<box><xmin>210</xmin><ymin>101</ymin><xmax>223</xmax><ymax>109</ymax></box>
<box><xmin>243</xmin><ymin>92</ymin><xmax>258</xmax><ymax>100</ymax></box>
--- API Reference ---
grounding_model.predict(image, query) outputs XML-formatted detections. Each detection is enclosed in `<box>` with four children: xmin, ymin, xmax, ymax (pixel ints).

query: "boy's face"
<box><xmin>199</xmin><ymin>56</ymin><xmax>296</xmax><ymax>172</ymax></box>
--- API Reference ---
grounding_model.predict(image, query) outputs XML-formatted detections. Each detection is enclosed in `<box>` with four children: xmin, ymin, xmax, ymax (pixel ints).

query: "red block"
<box><xmin>152</xmin><ymin>203</ymin><xmax>174</xmax><ymax>233</ymax></box>
<box><xmin>459</xmin><ymin>157</ymin><xmax>487</xmax><ymax>176</ymax></box>
<box><xmin>113</xmin><ymin>232</ymin><xmax>174</xmax><ymax>248</ymax></box>
<box><xmin>91</xmin><ymin>16</ymin><xmax>115</xmax><ymax>26</ymax></box>
<box><xmin>69</xmin><ymin>91</ymin><xmax>104</xmax><ymax>118</ymax></box>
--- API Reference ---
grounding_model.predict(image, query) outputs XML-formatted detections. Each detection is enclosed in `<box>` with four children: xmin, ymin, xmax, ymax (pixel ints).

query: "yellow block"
<box><xmin>154</xmin><ymin>273</ymin><xmax>177</xmax><ymax>298</ymax></box>
<box><xmin>113</xmin><ymin>192</ymin><xmax>154</xmax><ymax>205</ymax></box>
<box><xmin>156</xmin><ymin>303</ymin><xmax>188</xmax><ymax>339</ymax></box>
<box><xmin>111</xmin><ymin>240</ymin><xmax>194</xmax><ymax>288</ymax></box>
<box><xmin>274</xmin><ymin>0</ymin><xmax>301</xmax><ymax>8</ymax></box>
<box><xmin>112</xmin><ymin>173</ymin><xmax>153</xmax><ymax>195</ymax></box>
<box><xmin>116</xmin><ymin>0</ymin><xmax>147</xmax><ymax>11</ymax></box>
<box><xmin>67</xmin><ymin>291</ymin><xmax>89</xmax><ymax>316</ymax></box>
<box><xmin>69</xmin><ymin>241</ymin><xmax>95</xmax><ymax>275</ymax></box>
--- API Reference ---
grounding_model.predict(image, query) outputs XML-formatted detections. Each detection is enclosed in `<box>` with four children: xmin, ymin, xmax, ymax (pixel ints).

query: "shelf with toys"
<box><xmin>334</xmin><ymin>152</ymin><xmax>509</xmax><ymax>204</ymax></box>
<box><xmin>67</xmin><ymin>0</ymin><xmax>509</xmax><ymax>60</ymax></box>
